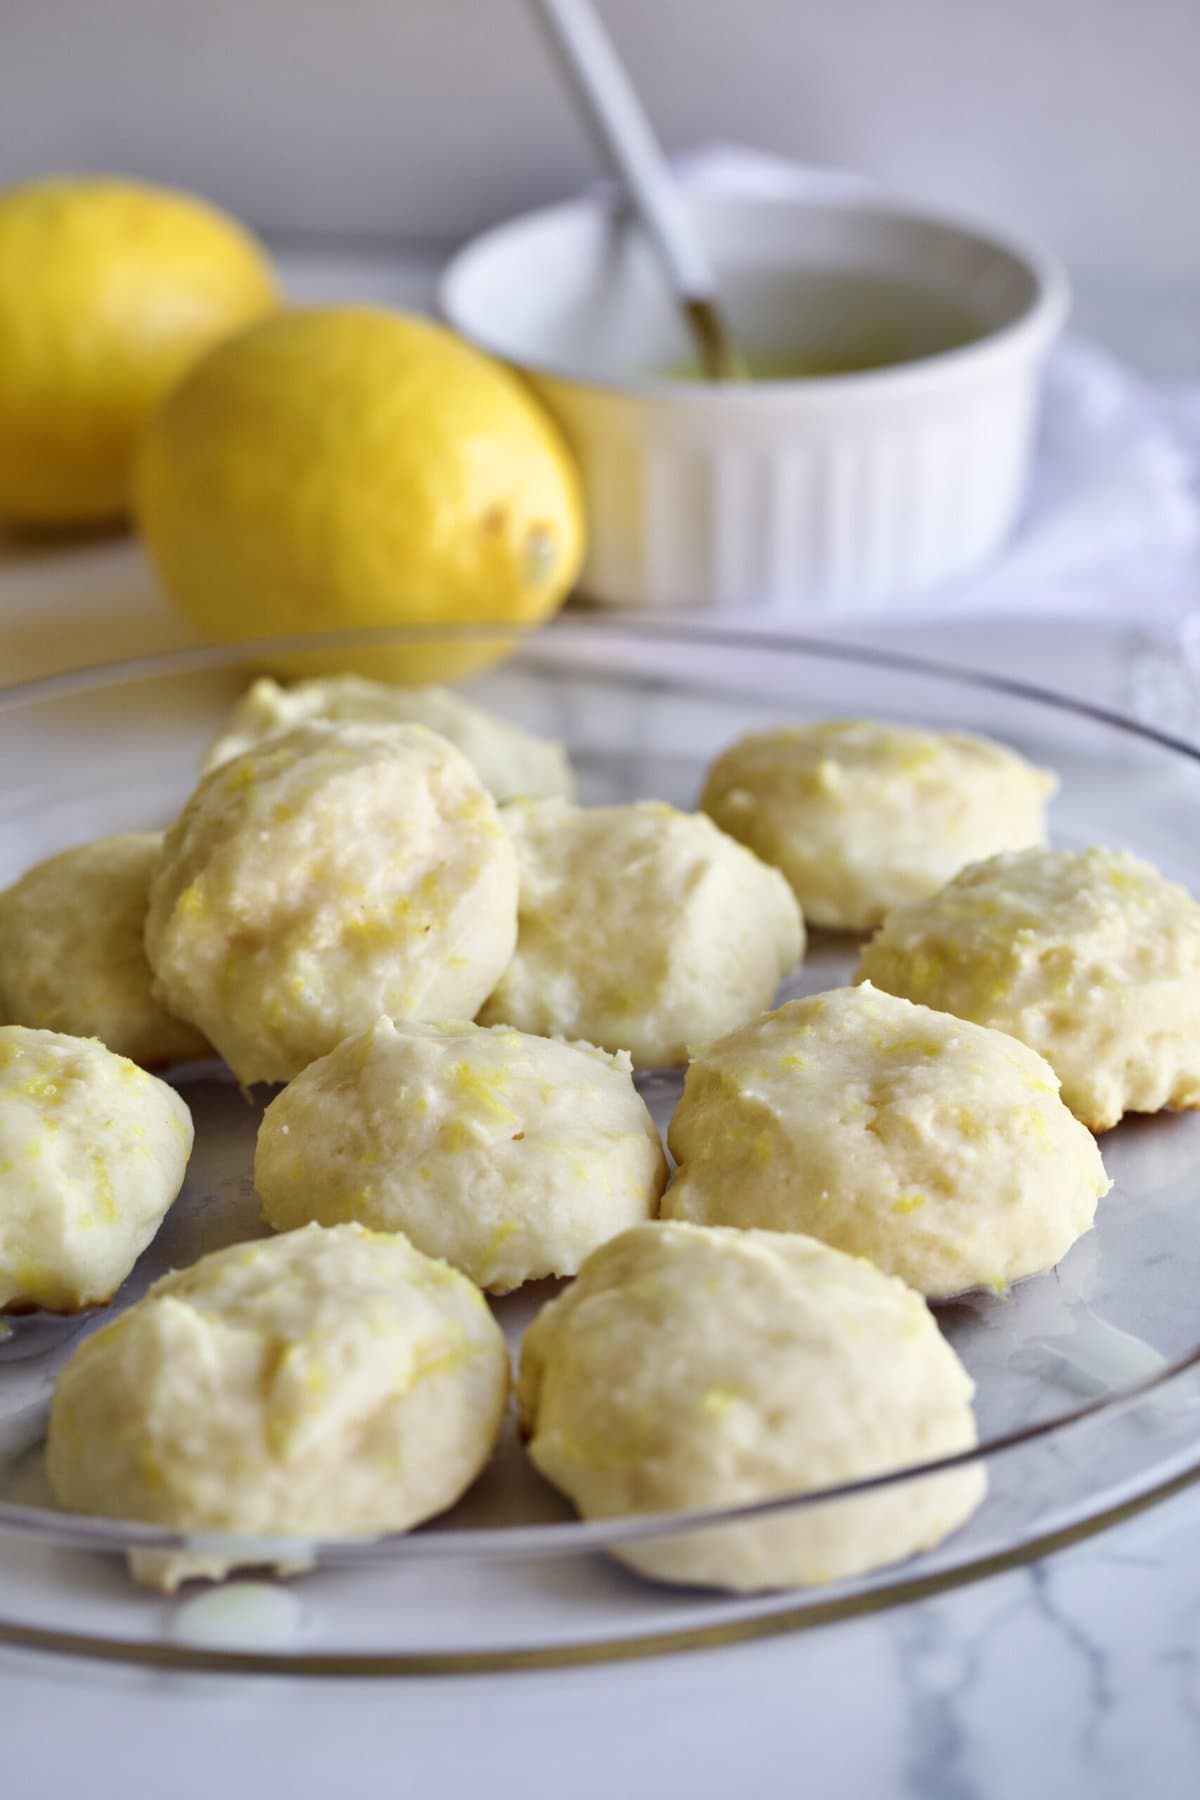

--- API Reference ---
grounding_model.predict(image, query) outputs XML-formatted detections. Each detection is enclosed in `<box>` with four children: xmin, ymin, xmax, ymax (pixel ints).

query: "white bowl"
<box><xmin>440</xmin><ymin>189</ymin><xmax>1068</xmax><ymax>613</ymax></box>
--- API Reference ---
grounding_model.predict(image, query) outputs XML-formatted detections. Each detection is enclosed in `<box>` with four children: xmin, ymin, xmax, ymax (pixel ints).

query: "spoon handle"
<box><xmin>531</xmin><ymin>0</ymin><xmax>745</xmax><ymax>380</ymax></box>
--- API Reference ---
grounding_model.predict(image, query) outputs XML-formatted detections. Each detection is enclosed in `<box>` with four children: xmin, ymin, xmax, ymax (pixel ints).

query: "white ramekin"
<box><xmin>440</xmin><ymin>189</ymin><xmax>1068</xmax><ymax>614</ymax></box>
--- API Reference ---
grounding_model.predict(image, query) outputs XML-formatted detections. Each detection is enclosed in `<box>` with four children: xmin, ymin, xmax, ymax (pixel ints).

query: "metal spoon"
<box><xmin>531</xmin><ymin>0</ymin><xmax>747</xmax><ymax>382</ymax></box>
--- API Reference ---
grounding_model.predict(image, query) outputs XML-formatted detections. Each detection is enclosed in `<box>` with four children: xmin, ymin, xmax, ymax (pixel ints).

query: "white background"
<box><xmin>1</xmin><ymin>0</ymin><xmax>1196</xmax><ymax>286</ymax></box>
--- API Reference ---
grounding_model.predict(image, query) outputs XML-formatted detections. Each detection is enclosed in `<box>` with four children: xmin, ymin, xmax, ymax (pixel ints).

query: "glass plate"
<box><xmin>1</xmin><ymin>618</ymin><xmax>1199</xmax><ymax>1675</ymax></box>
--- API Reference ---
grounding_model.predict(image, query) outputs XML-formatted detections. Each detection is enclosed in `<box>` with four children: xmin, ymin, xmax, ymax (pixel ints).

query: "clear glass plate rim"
<box><xmin>2</xmin><ymin>612</ymin><xmax>1199</xmax><ymax>1564</ymax></box>
<box><xmin>3</xmin><ymin>1457</ymin><xmax>1200</xmax><ymax>1680</ymax></box>
<box><xmin>4</xmin><ymin>612</ymin><xmax>1200</xmax><ymax>774</ymax></box>
<box><xmin>2</xmin><ymin>1339</ymin><xmax>1199</xmax><ymax>1564</ymax></box>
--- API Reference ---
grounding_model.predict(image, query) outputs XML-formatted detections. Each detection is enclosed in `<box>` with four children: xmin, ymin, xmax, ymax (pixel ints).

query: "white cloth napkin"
<box><xmin>672</xmin><ymin>147</ymin><xmax>1200</xmax><ymax>627</ymax></box>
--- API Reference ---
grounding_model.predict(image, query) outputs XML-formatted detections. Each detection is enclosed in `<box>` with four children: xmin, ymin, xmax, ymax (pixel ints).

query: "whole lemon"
<box><xmin>135</xmin><ymin>306</ymin><xmax>585</xmax><ymax>681</ymax></box>
<box><xmin>0</xmin><ymin>177</ymin><xmax>277</xmax><ymax>526</ymax></box>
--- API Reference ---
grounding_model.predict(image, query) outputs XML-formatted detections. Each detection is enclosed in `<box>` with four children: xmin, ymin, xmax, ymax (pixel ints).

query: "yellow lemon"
<box><xmin>135</xmin><ymin>306</ymin><xmax>585</xmax><ymax>682</ymax></box>
<box><xmin>0</xmin><ymin>177</ymin><xmax>277</xmax><ymax>526</ymax></box>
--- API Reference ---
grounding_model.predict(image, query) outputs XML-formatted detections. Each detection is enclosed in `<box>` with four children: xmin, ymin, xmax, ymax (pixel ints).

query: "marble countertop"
<box><xmin>1</xmin><ymin>246</ymin><xmax>1198</xmax><ymax>1798</ymax></box>
<box><xmin>2</xmin><ymin>1476</ymin><xmax>1197</xmax><ymax>1800</ymax></box>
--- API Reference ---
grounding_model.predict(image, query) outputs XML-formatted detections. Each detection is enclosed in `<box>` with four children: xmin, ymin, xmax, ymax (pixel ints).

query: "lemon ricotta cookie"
<box><xmin>0</xmin><ymin>833</ymin><xmax>208</xmax><ymax>1068</ymax></box>
<box><xmin>479</xmin><ymin>799</ymin><xmax>804</xmax><ymax>1067</ymax></box>
<box><xmin>700</xmin><ymin>719</ymin><xmax>1055</xmax><ymax>931</ymax></box>
<box><xmin>662</xmin><ymin>985</ymin><xmax>1108</xmax><ymax>1298</ymax></box>
<box><xmin>857</xmin><ymin>846</ymin><xmax>1200</xmax><ymax>1131</ymax></box>
<box><xmin>256</xmin><ymin>1017</ymin><xmax>668</xmax><ymax>1292</ymax></box>
<box><xmin>518</xmin><ymin>1222</ymin><xmax>985</xmax><ymax>1592</ymax></box>
<box><xmin>145</xmin><ymin>720</ymin><xmax>518</xmax><ymax>1085</ymax></box>
<box><xmin>47</xmin><ymin>1222</ymin><xmax>509</xmax><ymax>1589</ymax></box>
<box><xmin>0</xmin><ymin>1025</ymin><xmax>193</xmax><ymax>1313</ymax></box>
<box><xmin>202</xmin><ymin>675</ymin><xmax>574</xmax><ymax>803</ymax></box>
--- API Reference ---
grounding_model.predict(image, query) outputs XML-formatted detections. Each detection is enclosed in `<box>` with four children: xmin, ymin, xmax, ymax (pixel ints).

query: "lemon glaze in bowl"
<box><xmin>441</xmin><ymin>189</ymin><xmax>1068</xmax><ymax>614</ymax></box>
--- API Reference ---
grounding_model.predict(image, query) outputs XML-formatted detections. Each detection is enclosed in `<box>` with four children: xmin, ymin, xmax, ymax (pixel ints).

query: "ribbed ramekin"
<box><xmin>440</xmin><ymin>189</ymin><xmax>1068</xmax><ymax>613</ymax></box>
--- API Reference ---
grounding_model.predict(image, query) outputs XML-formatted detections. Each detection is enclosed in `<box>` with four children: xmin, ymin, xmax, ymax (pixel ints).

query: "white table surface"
<box><xmin>1</xmin><ymin>1477</ymin><xmax>1197</xmax><ymax>1800</ymax></box>
<box><xmin>1</xmin><ymin>248</ymin><xmax>1198</xmax><ymax>1798</ymax></box>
